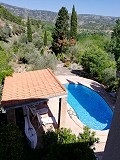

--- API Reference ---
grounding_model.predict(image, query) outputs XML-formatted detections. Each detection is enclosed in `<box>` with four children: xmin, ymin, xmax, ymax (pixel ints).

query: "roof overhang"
<box><xmin>1</xmin><ymin>68</ymin><xmax>67</xmax><ymax>110</ymax></box>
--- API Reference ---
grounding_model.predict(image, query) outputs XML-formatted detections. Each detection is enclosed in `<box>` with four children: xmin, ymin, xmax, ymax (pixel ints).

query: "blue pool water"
<box><xmin>65</xmin><ymin>83</ymin><xmax>113</xmax><ymax>130</ymax></box>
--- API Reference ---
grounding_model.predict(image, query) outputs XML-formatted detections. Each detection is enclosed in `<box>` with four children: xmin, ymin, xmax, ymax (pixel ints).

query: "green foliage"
<box><xmin>12</xmin><ymin>40</ymin><xmax>21</xmax><ymax>53</ymax></box>
<box><xmin>57</xmin><ymin>128</ymin><xmax>76</xmax><ymax>144</ymax></box>
<box><xmin>31</xmin><ymin>53</ymin><xmax>57</xmax><ymax>71</ymax></box>
<box><xmin>14</xmin><ymin>40</ymin><xmax>57</xmax><ymax>71</ymax></box>
<box><xmin>42</xmin><ymin>21</ymin><xmax>54</xmax><ymax>32</ymax></box>
<box><xmin>44</xmin><ymin>30</ymin><xmax>47</xmax><ymax>46</ymax></box>
<box><xmin>12</xmin><ymin>24</ymin><xmax>25</xmax><ymax>35</ymax></box>
<box><xmin>117</xmin><ymin>57</ymin><xmax>120</xmax><ymax>70</ymax></box>
<box><xmin>70</xmin><ymin>5</ymin><xmax>77</xmax><ymax>39</ymax></box>
<box><xmin>40</xmin><ymin>48</ymin><xmax>44</xmax><ymax>55</ymax></box>
<box><xmin>81</xmin><ymin>45</ymin><xmax>116</xmax><ymax>82</ymax></box>
<box><xmin>0</xmin><ymin>23</ymin><xmax>11</xmax><ymax>41</ymax></box>
<box><xmin>0</xmin><ymin>5</ymin><xmax>22</xmax><ymax>25</ymax></box>
<box><xmin>56</xmin><ymin>53</ymin><xmax>65</xmax><ymax>61</ymax></box>
<box><xmin>0</xmin><ymin>84</ymin><xmax>3</xmax><ymax>101</ymax></box>
<box><xmin>52</xmin><ymin>7</ymin><xmax>69</xmax><ymax>54</ymax></box>
<box><xmin>75</xmin><ymin>33</ymin><xmax>116</xmax><ymax>86</ymax></box>
<box><xmin>60</xmin><ymin>53</ymin><xmax>65</xmax><ymax>62</ymax></box>
<box><xmin>78</xmin><ymin>126</ymin><xmax>99</xmax><ymax>148</ymax></box>
<box><xmin>108</xmin><ymin>19</ymin><xmax>120</xmax><ymax>62</ymax></box>
<box><xmin>105</xmin><ymin>78</ymin><xmax>120</xmax><ymax>92</ymax></box>
<box><xmin>0</xmin><ymin>124</ymin><xmax>25</xmax><ymax>160</ymax></box>
<box><xmin>64</xmin><ymin>61</ymin><xmax>71</xmax><ymax>67</ymax></box>
<box><xmin>102</xmin><ymin>67</ymin><xmax>116</xmax><ymax>85</ymax></box>
<box><xmin>33</xmin><ymin>37</ymin><xmax>43</xmax><ymax>50</ymax></box>
<box><xmin>27</xmin><ymin>17</ymin><xmax>32</xmax><ymax>42</ymax></box>
<box><xmin>57</xmin><ymin>53</ymin><xmax>61</xmax><ymax>60</ymax></box>
<box><xmin>19</xmin><ymin>33</ymin><xmax>27</xmax><ymax>44</ymax></box>
<box><xmin>78</xmin><ymin>33</ymin><xmax>110</xmax><ymax>50</ymax></box>
<box><xmin>42</xmin><ymin>129</ymin><xmax>58</xmax><ymax>148</ymax></box>
<box><xmin>69</xmin><ymin>44</ymin><xmax>81</xmax><ymax>63</ymax></box>
<box><xmin>30</xmin><ymin>18</ymin><xmax>41</xmax><ymax>28</ymax></box>
<box><xmin>42</xmin><ymin>127</ymin><xmax>97</xmax><ymax>160</ymax></box>
<box><xmin>16</xmin><ymin>43</ymin><xmax>35</xmax><ymax>63</ymax></box>
<box><xmin>0</xmin><ymin>48</ymin><xmax>13</xmax><ymax>84</ymax></box>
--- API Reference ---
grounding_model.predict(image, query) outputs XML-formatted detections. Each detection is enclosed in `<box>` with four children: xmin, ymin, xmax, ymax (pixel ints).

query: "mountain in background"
<box><xmin>1</xmin><ymin>2</ymin><xmax>120</xmax><ymax>31</ymax></box>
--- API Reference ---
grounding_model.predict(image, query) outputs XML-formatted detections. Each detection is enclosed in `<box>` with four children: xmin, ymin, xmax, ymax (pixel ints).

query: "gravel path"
<box><xmin>54</xmin><ymin>62</ymin><xmax>74</xmax><ymax>76</ymax></box>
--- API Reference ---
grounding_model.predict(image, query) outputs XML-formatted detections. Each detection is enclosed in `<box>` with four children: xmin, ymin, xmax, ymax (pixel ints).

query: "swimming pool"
<box><xmin>65</xmin><ymin>83</ymin><xmax>113</xmax><ymax>130</ymax></box>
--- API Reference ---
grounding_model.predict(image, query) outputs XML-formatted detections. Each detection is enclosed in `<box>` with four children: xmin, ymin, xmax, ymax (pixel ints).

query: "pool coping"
<box><xmin>57</xmin><ymin>75</ymin><xmax>115</xmax><ymax>110</ymax></box>
<box><xmin>57</xmin><ymin>75</ymin><xmax>115</xmax><ymax>153</ymax></box>
<box><xmin>64</xmin><ymin>82</ymin><xmax>113</xmax><ymax>131</ymax></box>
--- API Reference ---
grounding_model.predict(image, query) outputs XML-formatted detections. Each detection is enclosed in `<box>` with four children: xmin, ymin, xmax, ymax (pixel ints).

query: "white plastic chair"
<box><xmin>29</xmin><ymin>107</ymin><xmax>48</xmax><ymax>119</ymax></box>
<box><xmin>37</xmin><ymin>113</ymin><xmax>56</xmax><ymax>128</ymax></box>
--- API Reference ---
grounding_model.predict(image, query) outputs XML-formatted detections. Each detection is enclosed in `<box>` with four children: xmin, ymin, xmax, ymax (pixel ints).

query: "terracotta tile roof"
<box><xmin>1</xmin><ymin>68</ymin><xmax>67</xmax><ymax>109</ymax></box>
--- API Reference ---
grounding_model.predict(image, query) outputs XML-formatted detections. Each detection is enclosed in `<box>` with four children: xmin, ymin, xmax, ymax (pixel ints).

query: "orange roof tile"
<box><xmin>1</xmin><ymin>68</ymin><xmax>67</xmax><ymax>109</ymax></box>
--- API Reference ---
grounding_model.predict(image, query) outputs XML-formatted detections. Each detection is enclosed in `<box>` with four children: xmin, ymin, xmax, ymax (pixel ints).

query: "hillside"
<box><xmin>0</xmin><ymin>4</ymin><xmax>22</xmax><ymax>25</ymax></box>
<box><xmin>1</xmin><ymin>2</ymin><xmax>120</xmax><ymax>31</ymax></box>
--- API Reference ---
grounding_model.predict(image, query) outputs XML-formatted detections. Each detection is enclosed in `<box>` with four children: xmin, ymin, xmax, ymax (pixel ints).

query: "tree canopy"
<box><xmin>42</xmin><ymin>127</ymin><xmax>98</xmax><ymax>160</ymax></box>
<box><xmin>109</xmin><ymin>19</ymin><xmax>120</xmax><ymax>63</ymax></box>
<box><xmin>44</xmin><ymin>30</ymin><xmax>47</xmax><ymax>46</ymax></box>
<box><xmin>0</xmin><ymin>46</ymin><xmax>13</xmax><ymax>84</ymax></box>
<box><xmin>70</xmin><ymin>5</ymin><xmax>77</xmax><ymax>40</ymax></box>
<box><xmin>27</xmin><ymin>17</ymin><xmax>32</xmax><ymax>42</ymax></box>
<box><xmin>52</xmin><ymin>7</ymin><xmax>69</xmax><ymax>55</ymax></box>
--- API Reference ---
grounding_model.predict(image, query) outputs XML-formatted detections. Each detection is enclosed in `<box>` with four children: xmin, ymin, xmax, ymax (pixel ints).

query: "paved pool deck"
<box><xmin>56</xmin><ymin>75</ymin><xmax>115</xmax><ymax>159</ymax></box>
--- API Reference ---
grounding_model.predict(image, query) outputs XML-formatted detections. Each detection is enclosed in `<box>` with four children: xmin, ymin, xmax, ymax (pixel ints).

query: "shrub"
<box><xmin>19</xmin><ymin>33</ymin><xmax>27</xmax><ymax>44</ymax></box>
<box><xmin>0</xmin><ymin>23</ymin><xmax>11</xmax><ymax>41</ymax></box>
<box><xmin>57</xmin><ymin>128</ymin><xmax>76</xmax><ymax>144</ymax></box>
<box><xmin>16</xmin><ymin>43</ymin><xmax>36</xmax><ymax>63</ymax></box>
<box><xmin>105</xmin><ymin>78</ymin><xmax>120</xmax><ymax>92</ymax></box>
<box><xmin>31</xmin><ymin>53</ymin><xmax>57</xmax><ymax>71</ymax></box>
<box><xmin>60</xmin><ymin>53</ymin><xmax>65</xmax><ymax>62</ymax></box>
<box><xmin>57</xmin><ymin>53</ymin><xmax>61</xmax><ymax>60</ymax></box>
<box><xmin>42</xmin><ymin>129</ymin><xmax>58</xmax><ymax>149</ymax></box>
<box><xmin>64</xmin><ymin>61</ymin><xmax>71</xmax><ymax>67</ymax></box>
<box><xmin>117</xmin><ymin>57</ymin><xmax>120</xmax><ymax>70</ymax></box>
<box><xmin>42</xmin><ymin>127</ymin><xmax>98</xmax><ymax>160</ymax></box>
<box><xmin>0</xmin><ymin>49</ymin><xmax>13</xmax><ymax>84</ymax></box>
<box><xmin>81</xmin><ymin>45</ymin><xmax>116</xmax><ymax>82</ymax></box>
<box><xmin>102</xmin><ymin>67</ymin><xmax>116</xmax><ymax>86</ymax></box>
<box><xmin>78</xmin><ymin>126</ymin><xmax>99</xmax><ymax>148</ymax></box>
<box><xmin>33</xmin><ymin>37</ymin><xmax>43</xmax><ymax>50</ymax></box>
<box><xmin>0</xmin><ymin>124</ymin><xmax>25</xmax><ymax>160</ymax></box>
<box><xmin>0</xmin><ymin>70</ymin><xmax>13</xmax><ymax>84</ymax></box>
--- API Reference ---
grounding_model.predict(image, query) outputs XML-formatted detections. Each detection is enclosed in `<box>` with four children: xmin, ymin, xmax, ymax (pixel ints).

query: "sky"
<box><xmin>0</xmin><ymin>0</ymin><xmax>120</xmax><ymax>17</ymax></box>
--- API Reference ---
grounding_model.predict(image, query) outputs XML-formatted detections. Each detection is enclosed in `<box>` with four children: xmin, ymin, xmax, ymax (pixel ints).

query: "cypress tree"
<box><xmin>27</xmin><ymin>16</ymin><xmax>32</xmax><ymax>42</ymax></box>
<box><xmin>109</xmin><ymin>19</ymin><xmax>120</xmax><ymax>61</ymax></box>
<box><xmin>44</xmin><ymin>30</ymin><xmax>47</xmax><ymax>46</ymax></box>
<box><xmin>52</xmin><ymin>7</ymin><xmax>69</xmax><ymax>55</ymax></box>
<box><xmin>70</xmin><ymin>5</ymin><xmax>77</xmax><ymax>40</ymax></box>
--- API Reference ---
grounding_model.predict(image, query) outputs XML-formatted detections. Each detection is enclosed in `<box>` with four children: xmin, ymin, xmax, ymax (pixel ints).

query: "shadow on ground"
<box><xmin>71</xmin><ymin>69</ymin><xmax>90</xmax><ymax>78</ymax></box>
<box><xmin>95</xmin><ymin>151</ymin><xmax>104</xmax><ymax>160</ymax></box>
